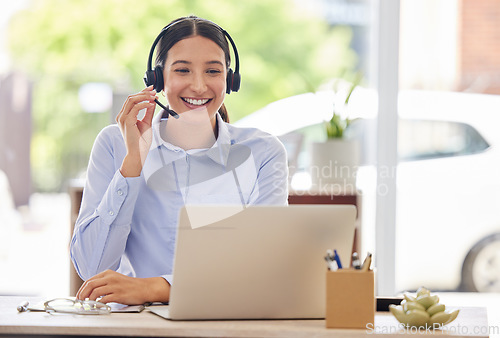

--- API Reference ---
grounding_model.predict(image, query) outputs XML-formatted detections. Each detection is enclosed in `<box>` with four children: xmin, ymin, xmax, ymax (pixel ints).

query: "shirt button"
<box><xmin>108</xmin><ymin>211</ymin><xmax>114</xmax><ymax>216</ymax></box>
<box><xmin>117</xmin><ymin>189</ymin><xmax>123</xmax><ymax>196</ymax></box>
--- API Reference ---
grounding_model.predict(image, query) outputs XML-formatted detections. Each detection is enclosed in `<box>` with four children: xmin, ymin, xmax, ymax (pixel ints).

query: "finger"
<box><xmin>116</xmin><ymin>92</ymin><xmax>156</xmax><ymax>123</ymax></box>
<box><xmin>76</xmin><ymin>281</ymin><xmax>94</xmax><ymax>301</ymax></box>
<box><xmin>96</xmin><ymin>294</ymin><xmax>114</xmax><ymax>304</ymax></box>
<box><xmin>118</xmin><ymin>102</ymin><xmax>156</xmax><ymax>127</ymax></box>
<box><xmin>133</xmin><ymin>88</ymin><xmax>157</xmax><ymax>103</ymax></box>
<box><xmin>77</xmin><ymin>277</ymin><xmax>108</xmax><ymax>300</ymax></box>
<box><xmin>76</xmin><ymin>270</ymin><xmax>115</xmax><ymax>300</ymax></box>
<box><xmin>98</xmin><ymin>294</ymin><xmax>143</xmax><ymax>305</ymax></box>
<box><xmin>141</xmin><ymin>99</ymin><xmax>157</xmax><ymax>126</ymax></box>
<box><xmin>121</xmin><ymin>93</ymin><xmax>156</xmax><ymax>117</ymax></box>
<box><xmin>96</xmin><ymin>293</ymin><xmax>124</xmax><ymax>305</ymax></box>
<box><xmin>76</xmin><ymin>282</ymin><xmax>86</xmax><ymax>300</ymax></box>
<box><xmin>88</xmin><ymin>285</ymin><xmax>113</xmax><ymax>301</ymax></box>
<box><xmin>76</xmin><ymin>277</ymin><xmax>96</xmax><ymax>300</ymax></box>
<box><xmin>142</xmin><ymin>85</ymin><xmax>155</xmax><ymax>92</ymax></box>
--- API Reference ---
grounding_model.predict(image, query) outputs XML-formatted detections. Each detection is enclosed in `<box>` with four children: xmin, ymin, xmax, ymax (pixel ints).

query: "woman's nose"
<box><xmin>190</xmin><ymin>73</ymin><xmax>207</xmax><ymax>93</ymax></box>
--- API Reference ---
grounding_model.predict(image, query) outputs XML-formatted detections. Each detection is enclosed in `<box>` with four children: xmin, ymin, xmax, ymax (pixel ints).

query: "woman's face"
<box><xmin>163</xmin><ymin>35</ymin><xmax>227</xmax><ymax>119</ymax></box>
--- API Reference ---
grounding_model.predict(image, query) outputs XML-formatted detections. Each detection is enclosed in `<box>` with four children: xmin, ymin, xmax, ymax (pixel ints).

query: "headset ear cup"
<box><xmin>231</xmin><ymin>72</ymin><xmax>241</xmax><ymax>92</ymax></box>
<box><xmin>144</xmin><ymin>70</ymin><xmax>156</xmax><ymax>87</ymax></box>
<box><xmin>226</xmin><ymin>68</ymin><xmax>234</xmax><ymax>94</ymax></box>
<box><xmin>154</xmin><ymin>66</ymin><xmax>164</xmax><ymax>92</ymax></box>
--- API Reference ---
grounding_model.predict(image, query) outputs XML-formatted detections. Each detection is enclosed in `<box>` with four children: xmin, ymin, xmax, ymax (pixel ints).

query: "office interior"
<box><xmin>1</xmin><ymin>0</ymin><xmax>500</xmax><ymax>334</ymax></box>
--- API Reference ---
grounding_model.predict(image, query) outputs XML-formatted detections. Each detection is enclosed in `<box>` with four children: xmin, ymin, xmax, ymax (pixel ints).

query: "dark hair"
<box><xmin>155</xmin><ymin>15</ymin><xmax>231</xmax><ymax>123</ymax></box>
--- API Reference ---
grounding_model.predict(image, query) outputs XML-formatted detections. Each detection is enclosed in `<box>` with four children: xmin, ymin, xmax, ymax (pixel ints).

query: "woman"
<box><xmin>70</xmin><ymin>16</ymin><xmax>288</xmax><ymax>305</ymax></box>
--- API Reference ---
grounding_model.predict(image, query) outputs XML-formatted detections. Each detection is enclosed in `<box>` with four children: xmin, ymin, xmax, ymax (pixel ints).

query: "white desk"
<box><xmin>0</xmin><ymin>296</ymin><xmax>489</xmax><ymax>337</ymax></box>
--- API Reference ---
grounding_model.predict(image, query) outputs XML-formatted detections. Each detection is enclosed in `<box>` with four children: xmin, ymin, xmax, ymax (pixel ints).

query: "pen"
<box><xmin>324</xmin><ymin>255</ymin><xmax>337</xmax><ymax>271</ymax></box>
<box><xmin>17</xmin><ymin>301</ymin><xmax>29</xmax><ymax>313</ymax></box>
<box><xmin>361</xmin><ymin>252</ymin><xmax>372</xmax><ymax>271</ymax></box>
<box><xmin>326</xmin><ymin>249</ymin><xmax>334</xmax><ymax>262</ymax></box>
<box><xmin>333</xmin><ymin>249</ymin><xmax>343</xmax><ymax>269</ymax></box>
<box><xmin>324</xmin><ymin>250</ymin><xmax>338</xmax><ymax>271</ymax></box>
<box><xmin>351</xmin><ymin>252</ymin><xmax>362</xmax><ymax>269</ymax></box>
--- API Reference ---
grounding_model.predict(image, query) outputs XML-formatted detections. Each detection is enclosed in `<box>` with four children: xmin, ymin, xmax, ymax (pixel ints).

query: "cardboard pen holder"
<box><xmin>326</xmin><ymin>269</ymin><xmax>375</xmax><ymax>329</ymax></box>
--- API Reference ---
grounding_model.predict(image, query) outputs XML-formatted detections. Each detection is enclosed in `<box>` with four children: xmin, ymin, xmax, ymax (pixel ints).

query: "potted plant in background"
<box><xmin>309</xmin><ymin>78</ymin><xmax>361</xmax><ymax>193</ymax></box>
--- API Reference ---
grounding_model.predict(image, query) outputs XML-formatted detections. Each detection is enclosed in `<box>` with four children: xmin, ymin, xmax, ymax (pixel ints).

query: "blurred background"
<box><xmin>1</xmin><ymin>0</ymin><xmax>500</xmax><ymax>298</ymax></box>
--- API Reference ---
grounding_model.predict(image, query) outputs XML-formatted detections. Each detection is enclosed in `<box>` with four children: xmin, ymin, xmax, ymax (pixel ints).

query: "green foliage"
<box><xmin>8</xmin><ymin>0</ymin><xmax>357</xmax><ymax>191</ymax></box>
<box><xmin>325</xmin><ymin>113</ymin><xmax>351</xmax><ymax>139</ymax></box>
<box><xmin>324</xmin><ymin>75</ymin><xmax>361</xmax><ymax>139</ymax></box>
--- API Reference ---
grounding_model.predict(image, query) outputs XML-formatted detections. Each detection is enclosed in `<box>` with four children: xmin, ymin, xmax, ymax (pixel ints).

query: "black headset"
<box><xmin>143</xmin><ymin>19</ymin><xmax>241</xmax><ymax>96</ymax></box>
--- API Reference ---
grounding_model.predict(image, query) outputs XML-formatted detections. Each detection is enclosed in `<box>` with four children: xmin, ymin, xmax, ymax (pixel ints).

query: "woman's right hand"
<box><xmin>116</xmin><ymin>85</ymin><xmax>157</xmax><ymax>177</ymax></box>
<box><xmin>76</xmin><ymin>270</ymin><xmax>170</xmax><ymax>305</ymax></box>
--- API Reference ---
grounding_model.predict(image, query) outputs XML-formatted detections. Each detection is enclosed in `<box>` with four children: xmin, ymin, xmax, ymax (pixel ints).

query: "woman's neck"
<box><xmin>160</xmin><ymin>111</ymin><xmax>218</xmax><ymax>150</ymax></box>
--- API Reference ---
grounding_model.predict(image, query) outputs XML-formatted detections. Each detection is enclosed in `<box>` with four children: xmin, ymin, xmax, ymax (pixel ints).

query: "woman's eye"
<box><xmin>207</xmin><ymin>69</ymin><xmax>222</xmax><ymax>75</ymax></box>
<box><xmin>175</xmin><ymin>68</ymin><xmax>189</xmax><ymax>73</ymax></box>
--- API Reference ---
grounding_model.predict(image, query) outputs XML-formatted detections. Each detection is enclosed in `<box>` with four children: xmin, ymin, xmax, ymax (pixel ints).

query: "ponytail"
<box><xmin>218</xmin><ymin>103</ymin><xmax>230</xmax><ymax>123</ymax></box>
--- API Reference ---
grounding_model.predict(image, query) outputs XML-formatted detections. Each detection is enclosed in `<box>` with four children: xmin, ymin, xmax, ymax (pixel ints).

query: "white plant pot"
<box><xmin>309</xmin><ymin>139</ymin><xmax>360</xmax><ymax>193</ymax></box>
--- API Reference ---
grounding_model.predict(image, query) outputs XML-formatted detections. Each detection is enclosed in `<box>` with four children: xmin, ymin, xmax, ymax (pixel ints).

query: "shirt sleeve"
<box><xmin>250</xmin><ymin>134</ymin><xmax>289</xmax><ymax>206</ymax></box>
<box><xmin>70</xmin><ymin>127</ymin><xmax>142</xmax><ymax>280</ymax></box>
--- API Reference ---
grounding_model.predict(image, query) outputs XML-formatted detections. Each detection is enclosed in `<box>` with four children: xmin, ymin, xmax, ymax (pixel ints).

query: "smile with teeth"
<box><xmin>182</xmin><ymin>97</ymin><xmax>211</xmax><ymax>106</ymax></box>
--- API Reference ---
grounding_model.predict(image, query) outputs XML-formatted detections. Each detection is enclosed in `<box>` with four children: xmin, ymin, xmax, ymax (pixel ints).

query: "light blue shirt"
<box><xmin>70</xmin><ymin>112</ymin><xmax>288</xmax><ymax>285</ymax></box>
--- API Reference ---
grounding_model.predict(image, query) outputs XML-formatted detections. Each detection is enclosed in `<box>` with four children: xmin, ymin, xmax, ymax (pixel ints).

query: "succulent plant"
<box><xmin>389</xmin><ymin>287</ymin><xmax>459</xmax><ymax>328</ymax></box>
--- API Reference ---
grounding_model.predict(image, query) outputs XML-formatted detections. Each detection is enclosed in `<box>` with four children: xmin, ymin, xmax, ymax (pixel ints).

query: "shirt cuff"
<box><xmin>161</xmin><ymin>274</ymin><xmax>173</xmax><ymax>286</ymax></box>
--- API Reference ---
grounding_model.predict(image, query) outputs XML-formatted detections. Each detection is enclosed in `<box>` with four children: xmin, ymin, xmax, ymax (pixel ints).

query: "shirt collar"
<box><xmin>150</xmin><ymin>110</ymin><xmax>233</xmax><ymax>167</ymax></box>
<box><xmin>150</xmin><ymin>109</ymin><xmax>170</xmax><ymax>151</ymax></box>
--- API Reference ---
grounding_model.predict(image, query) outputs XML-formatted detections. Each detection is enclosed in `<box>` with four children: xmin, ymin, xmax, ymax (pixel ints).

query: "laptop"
<box><xmin>151</xmin><ymin>204</ymin><xmax>356</xmax><ymax>320</ymax></box>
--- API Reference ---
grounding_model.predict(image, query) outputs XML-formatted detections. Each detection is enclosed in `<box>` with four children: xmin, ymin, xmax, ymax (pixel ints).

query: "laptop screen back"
<box><xmin>169</xmin><ymin>204</ymin><xmax>356</xmax><ymax>320</ymax></box>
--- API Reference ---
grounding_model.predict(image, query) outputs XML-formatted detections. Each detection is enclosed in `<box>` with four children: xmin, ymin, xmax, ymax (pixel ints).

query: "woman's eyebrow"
<box><xmin>206</xmin><ymin>60</ymin><xmax>224</xmax><ymax>66</ymax></box>
<box><xmin>171</xmin><ymin>60</ymin><xmax>224</xmax><ymax>66</ymax></box>
<box><xmin>171</xmin><ymin>60</ymin><xmax>190</xmax><ymax>66</ymax></box>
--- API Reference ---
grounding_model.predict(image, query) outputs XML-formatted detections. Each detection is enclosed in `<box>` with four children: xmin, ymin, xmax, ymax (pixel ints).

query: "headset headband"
<box><xmin>221</xmin><ymin>29</ymin><xmax>239</xmax><ymax>74</ymax></box>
